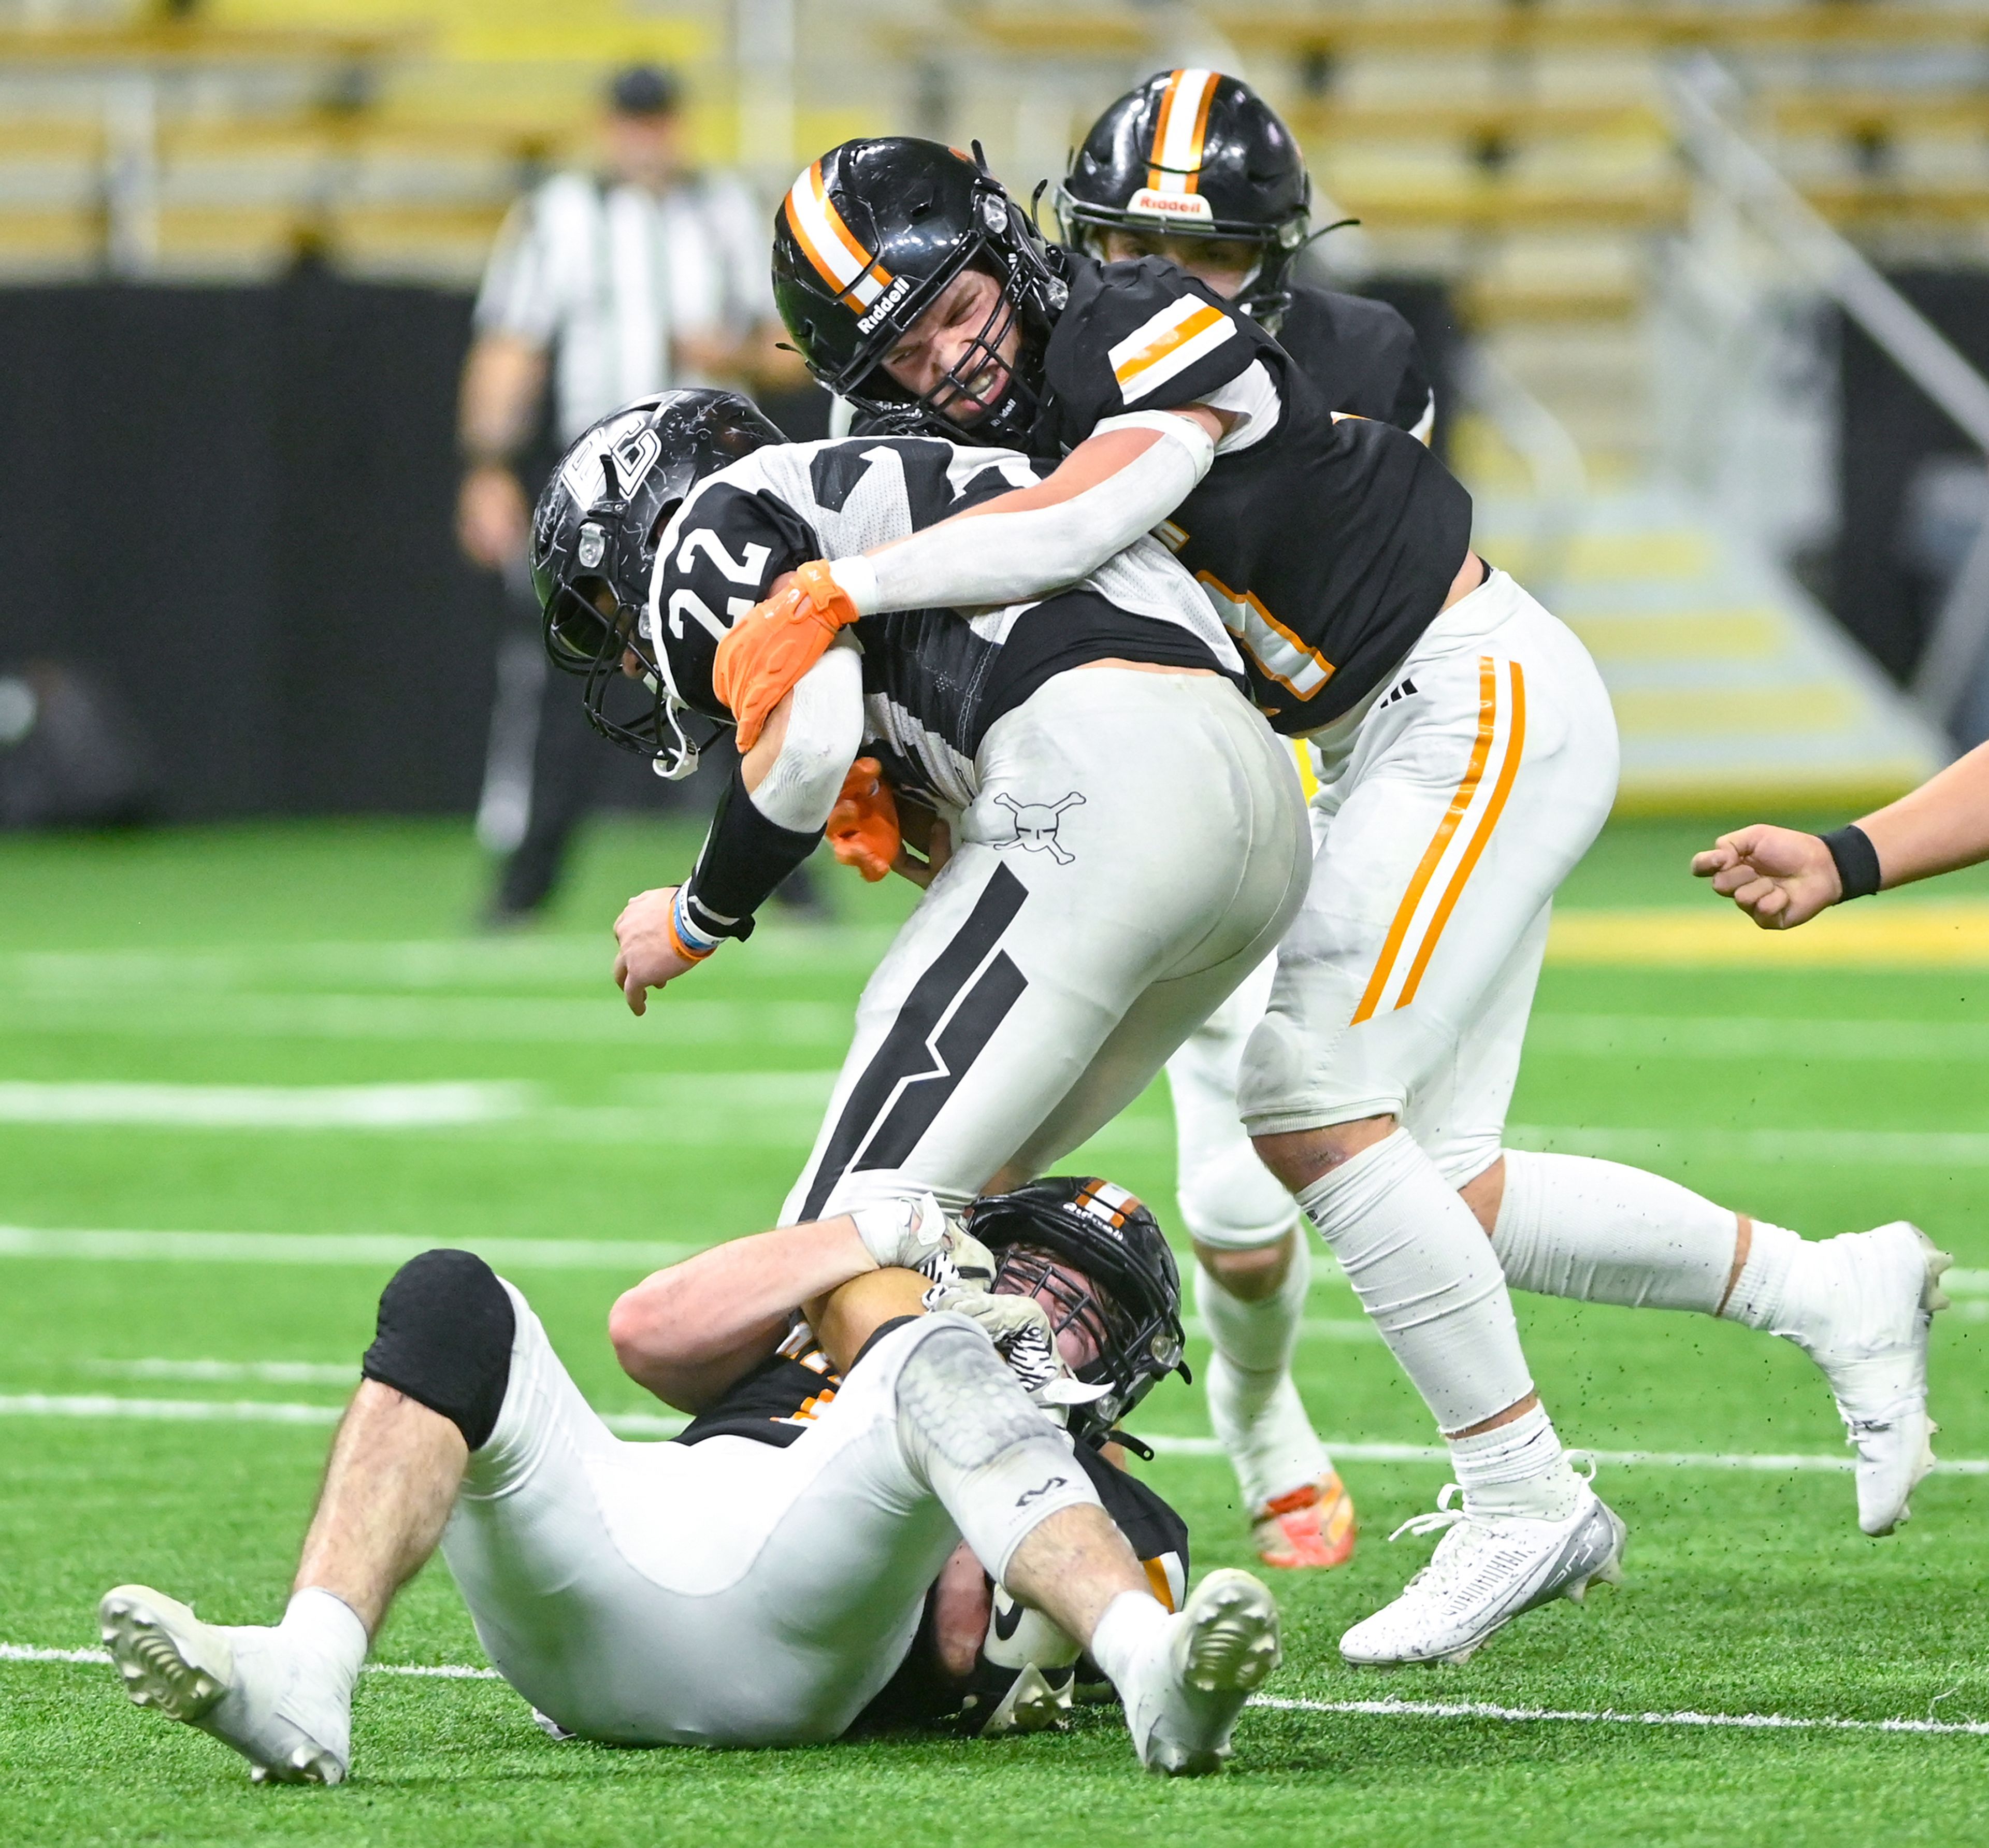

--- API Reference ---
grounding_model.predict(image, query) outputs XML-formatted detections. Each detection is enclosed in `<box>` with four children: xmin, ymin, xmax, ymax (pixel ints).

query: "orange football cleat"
<box><xmin>1251</xmin><ymin>1472</ymin><xmax>1357</xmax><ymax>1570</ymax></box>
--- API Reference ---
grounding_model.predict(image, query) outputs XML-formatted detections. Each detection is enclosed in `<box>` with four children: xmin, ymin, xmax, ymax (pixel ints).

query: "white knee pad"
<box><xmin>1178</xmin><ymin>1141</ymin><xmax>1301</xmax><ymax>1251</ymax></box>
<box><xmin>893</xmin><ymin>1315</ymin><xmax>1100</xmax><ymax>1585</ymax></box>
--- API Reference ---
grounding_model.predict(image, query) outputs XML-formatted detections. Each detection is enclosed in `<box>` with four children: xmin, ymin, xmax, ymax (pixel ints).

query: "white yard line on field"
<box><xmin>0</xmin><ymin>1080</ymin><xmax>1974</xmax><ymax>1170</ymax></box>
<box><xmin>0</xmin><ymin>1081</ymin><xmax>530</xmax><ymax>1129</ymax></box>
<box><xmin>6</xmin><ymin>1642</ymin><xmax>1982</xmax><ymax>1734</ymax></box>
<box><xmin>1249</xmin><ymin>1695</ymin><xmax>1989</xmax><ymax>1738</ymax></box>
<box><xmin>1</xmin><ymin>1642</ymin><xmax>501</xmax><ymax>1679</ymax></box>
<box><xmin>0</xmin><ymin>1393</ymin><xmax>689</xmax><ymax>1436</ymax></box>
<box><xmin>84</xmin><ymin>1359</ymin><xmax>358</xmax><ymax>1385</ymax></box>
<box><xmin>5</xmin><ymin>1392</ymin><xmax>1983</xmax><ymax>1476</ymax></box>
<box><xmin>0</xmin><ymin>1227</ymin><xmax>696</xmax><ymax>1269</ymax></box>
<box><xmin>1524</xmin><ymin>1013</ymin><xmax>1989</xmax><ymax>1063</ymax></box>
<box><xmin>1508</xmin><ymin>1123</ymin><xmax>1989</xmax><ymax>1167</ymax></box>
<box><xmin>0</xmin><ymin>992</ymin><xmax>857</xmax><ymax>1046</ymax></box>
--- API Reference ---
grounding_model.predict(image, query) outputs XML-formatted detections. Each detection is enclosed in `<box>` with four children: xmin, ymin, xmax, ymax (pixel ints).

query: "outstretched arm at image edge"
<box><xmin>1692</xmin><ymin>739</ymin><xmax>1989</xmax><ymax>928</ymax></box>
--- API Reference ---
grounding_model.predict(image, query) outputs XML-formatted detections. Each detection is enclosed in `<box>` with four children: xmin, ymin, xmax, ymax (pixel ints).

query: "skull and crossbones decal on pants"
<box><xmin>991</xmin><ymin>792</ymin><xmax>1086</xmax><ymax>866</ymax></box>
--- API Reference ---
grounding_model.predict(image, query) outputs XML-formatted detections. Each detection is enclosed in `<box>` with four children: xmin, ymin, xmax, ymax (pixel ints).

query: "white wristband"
<box><xmin>827</xmin><ymin>555</ymin><xmax>881</xmax><ymax>618</ymax></box>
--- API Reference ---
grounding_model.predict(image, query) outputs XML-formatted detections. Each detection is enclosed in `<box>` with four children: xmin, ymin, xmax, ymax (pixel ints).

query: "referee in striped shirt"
<box><xmin>456</xmin><ymin>65</ymin><xmax>802</xmax><ymax>924</ymax></box>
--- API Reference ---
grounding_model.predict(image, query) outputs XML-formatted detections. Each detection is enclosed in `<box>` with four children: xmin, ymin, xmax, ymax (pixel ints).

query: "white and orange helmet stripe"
<box><xmin>1145</xmin><ymin>67</ymin><xmax>1221</xmax><ymax>194</ymax></box>
<box><xmin>783</xmin><ymin>159</ymin><xmax>893</xmax><ymax>309</ymax></box>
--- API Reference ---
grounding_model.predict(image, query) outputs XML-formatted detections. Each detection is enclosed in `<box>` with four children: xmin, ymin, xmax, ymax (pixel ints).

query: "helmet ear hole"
<box><xmin>647</xmin><ymin>496</ymin><xmax>684</xmax><ymax>550</ymax></box>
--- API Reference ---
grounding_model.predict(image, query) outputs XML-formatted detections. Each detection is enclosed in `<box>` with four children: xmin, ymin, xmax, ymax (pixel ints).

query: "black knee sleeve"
<box><xmin>360</xmin><ymin>1250</ymin><xmax>516</xmax><ymax>1451</ymax></box>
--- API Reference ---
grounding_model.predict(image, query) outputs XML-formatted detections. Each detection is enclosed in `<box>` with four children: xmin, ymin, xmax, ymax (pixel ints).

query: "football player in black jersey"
<box><xmin>637</xmin><ymin>1174</ymin><xmax>1195</xmax><ymax>1737</ymax></box>
<box><xmin>1059</xmin><ymin>67</ymin><xmax>1433</xmax><ymax>442</ymax></box>
<box><xmin>1057</xmin><ymin>68</ymin><xmax>1440</xmax><ymax>1577</ymax></box>
<box><xmin>728</xmin><ymin>138</ymin><xmax>1943</xmax><ymax>1664</ymax></box>
<box><xmin>96</xmin><ymin>1180</ymin><xmax>1267</xmax><ymax>1778</ymax></box>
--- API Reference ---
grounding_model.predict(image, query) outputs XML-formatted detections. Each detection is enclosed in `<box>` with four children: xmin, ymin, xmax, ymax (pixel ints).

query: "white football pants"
<box><xmin>442</xmin><ymin>1291</ymin><xmax>1099</xmax><ymax>1748</ymax></box>
<box><xmin>1239</xmin><ymin>568</ymin><xmax>1619</xmax><ymax>1173</ymax></box>
<box><xmin>783</xmin><ymin>668</ymin><xmax>1309</xmax><ymax>1225</ymax></box>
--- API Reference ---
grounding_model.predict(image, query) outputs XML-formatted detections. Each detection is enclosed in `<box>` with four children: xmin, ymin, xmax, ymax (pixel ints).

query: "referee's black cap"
<box><xmin>607</xmin><ymin>65</ymin><xmax>683</xmax><ymax>119</ymax></box>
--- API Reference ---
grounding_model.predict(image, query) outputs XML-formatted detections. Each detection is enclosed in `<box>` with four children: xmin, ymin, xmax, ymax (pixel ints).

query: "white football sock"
<box><xmin>1719</xmin><ymin>1219</ymin><xmax>1803</xmax><ymax>1334</ymax></box>
<box><xmin>1446</xmin><ymin>1401</ymin><xmax>1581</xmax><ymax>1522</ymax></box>
<box><xmin>1493</xmin><ymin>1150</ymin><xmax>1737</xmax><ymax>1314</ymax></box>
<box><xmin>281</xmin><ymin>1588</ymin><xmax>369</xmax><ymax>1679</ymax></box>
<box><xmin>1086</xmin><ymin>1587</ymin><xmax>1172</xmax><ymax>1696</ymax></box>
<box><xmin>1295</xmin><ymin>1128</ymin><xmax>1534</xmax><ymax>1435</ymax></box>
<box><xmin>1195</xmin><ymin>1237</ymin><xmax>1327</xmax><ymax>1511</ymax></box>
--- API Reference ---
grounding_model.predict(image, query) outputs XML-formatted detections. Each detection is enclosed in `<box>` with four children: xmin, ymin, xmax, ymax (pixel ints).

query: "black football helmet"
<box><xmin>967</xmin><ymin>1176</ymin><xmax>1189</xmax><ymax>1442</ymax></box>
<box><xmin>771</xmin><ymin>137</ymin><xmax>1069</xmax><ymax>446</ymax></box>
<box><xmin>1058</xmin><ymin>69</ymin><xmax>1313</xmax><ymax>325</ymax></box>
<box><xmin>531</xmin><ymin>389</ymin><xmax>783</xmax><ymax>776</ymax></box>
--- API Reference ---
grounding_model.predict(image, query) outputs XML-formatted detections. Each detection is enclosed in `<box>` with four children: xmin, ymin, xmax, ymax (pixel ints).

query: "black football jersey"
<box><xmin>674</xmin><ymin>1323</ymin><xmax>1189</xmax><ymax>1583</ymax></box>
<box><xmin>652</xmin><ymin>435</ymin><xmax>1240</xmax><ymax>807</ymax></box>
<box><xmin>1272</xmin><ymin>281</ymin><xmax>1433</xmax><ymax>436</ymax></box>
<box><xmin>1027</xmin><ymin>253</ymin><xmax>1473</xmax><ymax>732</ymax></box>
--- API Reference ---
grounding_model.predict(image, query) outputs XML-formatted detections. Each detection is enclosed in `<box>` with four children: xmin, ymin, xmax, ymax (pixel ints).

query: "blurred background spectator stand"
<box><xmin>12</xmin><ymin>1</ymin><xmax>1989</xmax><ymax>841</ymax></box>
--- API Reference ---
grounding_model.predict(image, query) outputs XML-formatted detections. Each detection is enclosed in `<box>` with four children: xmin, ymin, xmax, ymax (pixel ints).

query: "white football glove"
<box><xmin>851</xmin><ymin>1192</ymin><xmax>995</xmax><ymax>1291</ymax></box>
<box><xmin>921</xmin><ymin>1283</ymin><xmax>1113</xmax><ymax>1414</ymax></box>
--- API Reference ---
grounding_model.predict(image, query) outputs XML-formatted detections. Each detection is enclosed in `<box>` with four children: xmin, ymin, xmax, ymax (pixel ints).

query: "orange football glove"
<box><xmin>712</xmin><ymin>559</ymin><xmax>864</xmax><ymax>751</ymax></box>
<box><xmin>827</xmin><ymin>757</ymin><xmax>901</xmax><ymax>883</ymax></box>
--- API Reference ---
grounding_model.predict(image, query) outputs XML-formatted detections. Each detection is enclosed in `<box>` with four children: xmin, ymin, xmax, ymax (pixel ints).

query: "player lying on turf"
<box><xmin>725</xmin><ymin>139</ymin><xmax>1949</xmax><ymax>1666</ymax></box>
<box><xmin>614</xmin><ymin>1176</ymin><xmax>1196</xmax><ymax>1737</ymax></box>
<box><xmin>98</xmin><ymin>1182</ymin><xmax>1274</xmax><ymax>1782</ymax></box>
<box><xmin>1694</xmin><ymin>737</ymin><xmax>1989</xmax><ymax>927</ymax></box>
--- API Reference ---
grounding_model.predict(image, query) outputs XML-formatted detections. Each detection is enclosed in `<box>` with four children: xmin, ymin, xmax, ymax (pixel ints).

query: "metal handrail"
<box><xmin>1667</xmin><ymin>55</ymin><xmax>1989</xmax><ymax>731</ymax></box>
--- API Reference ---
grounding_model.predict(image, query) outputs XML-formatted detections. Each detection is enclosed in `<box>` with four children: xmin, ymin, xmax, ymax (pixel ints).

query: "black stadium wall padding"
<box><xmin>0</xmin><ymin>274</ymin><xmax>829</xmax><ymax>823</ymax></box>
<box><xmin>1835</xmin><ymin>269</ymin><xmax>1989</xmax><ymax>687</ymax></box>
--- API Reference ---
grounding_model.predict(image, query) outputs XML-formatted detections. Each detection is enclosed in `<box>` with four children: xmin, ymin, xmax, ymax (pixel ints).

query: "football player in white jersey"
<box><xmin>96</xmin><ymin>1181</ymin><xmax>1267</xmax><ymax>1780</ymax></box>
<box><xmin>724</xmin><ymin>138</ymin><xmax>1949</xmax><ymax>1669</ymax></box>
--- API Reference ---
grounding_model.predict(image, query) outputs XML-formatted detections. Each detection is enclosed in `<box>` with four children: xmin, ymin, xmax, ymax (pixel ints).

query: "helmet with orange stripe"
<box><xmin>966</xmin><ymin>1175</ymin><xmax>1190</xmax><ymax>1445</ymax></box>
<box><xmin>1058</xmin><ymin>69</ymin><xmax>1314</xmax><ymax>327</ymax></box>
<box><xmin>771</xmin><ymin>137</ymin><xmax>1068</xmax><ymax>445</ymax></box>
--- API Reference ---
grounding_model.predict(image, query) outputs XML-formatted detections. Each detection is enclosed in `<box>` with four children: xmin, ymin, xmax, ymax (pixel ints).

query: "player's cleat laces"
<box><xmin>1338</xmin><ymin>1469</ymin><xmax>1625</xmax><ymax>1669</ymax></box>
<box><xmin>1126</xmin><ymin>1568</ymin><xmax>1281</xmax><ymax>1775</ymax></box>
<box><xmin>1252</xmin><ymin>1471</ymin><xmax>1357</xmax><ymax>1571</ymax></box>
<box><xmin>100</xmin><ymin>1586</ymin><xmax>352</xmax><ymax>1785</ymax></box>
<box><xmin>1782</xmin><ymin>1222</ymin><xmax>1951</xmax><ymax>1537</ymax></box>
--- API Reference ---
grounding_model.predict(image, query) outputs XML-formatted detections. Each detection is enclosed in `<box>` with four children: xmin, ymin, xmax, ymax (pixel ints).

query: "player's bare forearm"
<box><xmin>1853</xmin><ymin>738</ymin><xmax>1989</xmax><ymax>889</ymax></box>
<box><xmin>607</xmin><ymin>1219</ymin><xmax>877</xmax><ymax>1410</ymax></box>
<box><xmin>457</xmin><ymin>333</ymin><xmax>546</xmax><ymax>462</ymax></box>
<box><xmin>1694</xmin><ymin>741</ymin><xmax>1989</xmax><ymax>929</ymax></box>
<box><xmin>806</xmin><ymin>1267</ymin><xmax>931</xmax><ymax>1374</ymax></box>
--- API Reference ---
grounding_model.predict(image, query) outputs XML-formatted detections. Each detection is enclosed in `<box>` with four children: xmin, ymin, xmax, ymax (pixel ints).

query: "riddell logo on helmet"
<box><xmin>1129</xmin><ymin>189</ymin><xmax>1214</xmax><ymax>223</ymax></box>
<box><xmin>856</xmin><ymin>274</ymin><xmax>914</xmax><ymax>332</ymax></box>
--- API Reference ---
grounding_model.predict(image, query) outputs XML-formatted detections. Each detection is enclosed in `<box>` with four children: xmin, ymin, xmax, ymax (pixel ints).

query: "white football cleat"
<box><xmin>100</xmin><ymin>1585</ymin><xmax>351</xmax><ymax>1785</ymax></box>
<box><xmin>1340</xmin><ymin>1477</ymin><xmax>1626</xmax><ymax>1668</ymax></box>
<box><xmin>1785</xmin><ymin>1222</ymin><xmax>1951</xmax><ymax>1536</ymax></box>
<box><xmin>1125</xmin><ymin>1568</ymin><xmax>1281</xmax><ymax>1775</ymax></box>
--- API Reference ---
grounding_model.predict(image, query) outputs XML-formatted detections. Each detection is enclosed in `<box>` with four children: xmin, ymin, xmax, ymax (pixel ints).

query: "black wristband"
<box><xmin>681</xmin><ymin>760</ymin><xmax>824</xmax><ymax>941</ymax></box>
<box><xmin>1820</xmin><ymin>823</ymin><xmax>1882</xmax><ymax>902</ymax></box>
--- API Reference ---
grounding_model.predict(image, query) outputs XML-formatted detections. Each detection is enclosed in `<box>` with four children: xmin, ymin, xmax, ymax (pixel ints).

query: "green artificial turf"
<box><xmin>2</xmin><ymin>814</ymin><xmax>1986</xmax><ymax>1846</ymax></box>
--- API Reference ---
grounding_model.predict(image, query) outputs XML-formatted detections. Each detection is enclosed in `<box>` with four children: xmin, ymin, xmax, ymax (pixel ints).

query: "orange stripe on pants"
<box><xmin>1348</xmin><ymin>655</ymin><xmax>1499</xmax><ymax>1026</ymax></box>
<box><xmin>1396</xmin><ymin>660</ymin><xmax>1526</xmax><ymax>1010</ymax></box>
